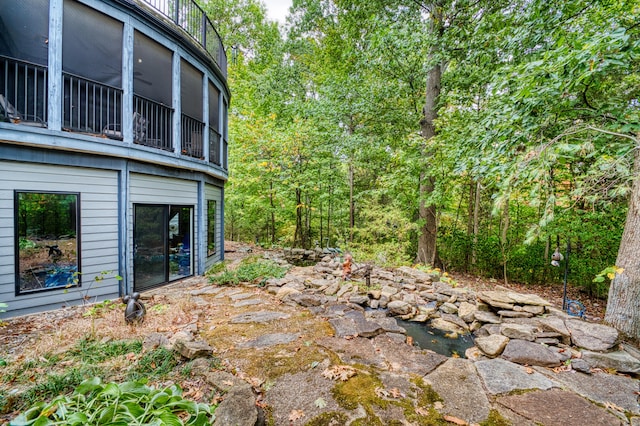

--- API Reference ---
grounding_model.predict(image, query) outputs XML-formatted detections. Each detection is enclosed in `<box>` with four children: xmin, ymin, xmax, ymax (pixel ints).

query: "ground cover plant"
<box><xmin>208</xmin><ymin>256</ymin><xmax>288</xmax><ymax>286</ymax></box>
<box><xmin>10</xmin><ymin>377</ymin><xmax>214</xmax><ymax>426</ymax></box>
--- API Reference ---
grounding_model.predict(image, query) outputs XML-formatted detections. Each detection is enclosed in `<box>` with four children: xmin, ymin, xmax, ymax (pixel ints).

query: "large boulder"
<box><xmin>387</xmin><ymin>300</ymin><xmax>413</xmax><ymax>316</ymax></box>
<box><xmin>475</xmin><ymin>334</ymin><xmax>509</xmax><ymax>358</ymax></box>
<box><xmin>581</xmin><ymin>350</ymin><xmax>640</xmax><ymax>374</ymax></box>
<box><xmin>565</xmin><ymin>319</ymin><xmax>618</xmax><ymax>351</ymax></box>
<box><xmin>501</xmin><ymin>339</ymin><xmax>563</xmax><ymax>367</ymax></box>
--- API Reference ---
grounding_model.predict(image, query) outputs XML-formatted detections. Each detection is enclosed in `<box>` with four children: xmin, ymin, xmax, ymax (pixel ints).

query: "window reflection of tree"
<box><xmin>16</xmin><ymin>192</ymin><xmax>79</xmax><ymax>293</ymax></box>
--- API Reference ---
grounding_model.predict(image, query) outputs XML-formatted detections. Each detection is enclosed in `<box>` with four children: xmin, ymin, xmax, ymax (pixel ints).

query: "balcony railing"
<box><xmin>139</xmin><ymin>0</ymin><xmax>227</xmax><ymax>77</ymax></box>
<box><xmin>0</xmin><ymin>56</ymin><xmax>47</xmax><ymax>126</ymax></box>
<box><xmin>134</xmin><ymin>94</ymin><xmax>173</xmax><ymax>151</ymax></box>
<box><xmin>63</xmin><ymin>72</ymin><xmax>122</xmax><ymax>135</ymax></box>
<box><xmin>209</xmin><ymin>127</ymin><xmax>221</xmax><ymax>166</ymax></box>
<box><xmin>181</xmin><ymin>114</ymin><xmax>204</xmax><ymax>159</ymax></box>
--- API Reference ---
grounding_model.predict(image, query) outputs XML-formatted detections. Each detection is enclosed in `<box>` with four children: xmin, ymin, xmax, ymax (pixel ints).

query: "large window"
<box><xmin>207</xmin><ymin>200</ymin><xmax>216</xmax><ymax>256</ymax></box>
<box><xmin>15</xmin><ymin>192</ymin><xmax>80</xmax><ymax>295</ymax></box>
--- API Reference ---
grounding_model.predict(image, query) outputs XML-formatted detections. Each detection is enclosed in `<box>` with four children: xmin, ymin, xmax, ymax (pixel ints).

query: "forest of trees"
<box><xmin>197</xmin><ymin>0</ymin><xmax>639</xmax><ymax>338</ymax></box>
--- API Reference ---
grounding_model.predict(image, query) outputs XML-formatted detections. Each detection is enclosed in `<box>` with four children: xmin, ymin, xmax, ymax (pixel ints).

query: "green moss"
<box><xmin>331</xmin><ymin>371</ymin><xmax>389</xmax><ymax>411</ymax></box>
<box><xmin>399</xmin><ymin>376</ymin><xmax>448</xmax><ymax>426</ymax></box>
<box><xmin>351</xmin><ymin>414</ymin><xmax>384</xmax><ymax>425</ymax></box>
<box><xmin>479</xmin><ymin>409</ymin><xmax>512</xmax><ymax>426</ymax></box>
<box><xmin>405</xmin><ymin>406</ymin><xmax>449</xmax><ymax>426</ymax></box>
<box><xmin>410</xmin><ymin>377</ymin><xmax>443</xmax><ymax>406</ymax></box>
<box><xmin>256</xmin><ymin>346</ymin><xmax>327</xmax><ymax>381</ymax></box>
<box><xmin>304</xmin><ymin>411</ymin><xmax>350</xmax><ymax>425</ymax></box>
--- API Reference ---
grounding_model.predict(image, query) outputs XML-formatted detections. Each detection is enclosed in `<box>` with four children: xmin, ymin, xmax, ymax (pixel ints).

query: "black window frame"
<box><xmin>207</xmin><ymin>199</ymin><xmax>217</xmax><ymax>257</ymax></box>
<box><xmin>14</xmin><ymin>190</ymin><xmax>82</xmax><ymax>296</ymax></box>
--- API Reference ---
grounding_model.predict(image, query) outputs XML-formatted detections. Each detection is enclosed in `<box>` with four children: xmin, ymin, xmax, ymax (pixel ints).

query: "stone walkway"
<box><xmin>152</xmin><ymin>267</ymin><xmax>640</xmax><ymax>426</ymax></box>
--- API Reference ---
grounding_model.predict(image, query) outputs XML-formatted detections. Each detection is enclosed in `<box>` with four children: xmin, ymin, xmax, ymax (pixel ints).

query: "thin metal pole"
<box><xmin>562</xmin><ymin>239</ymin><xmax>570</xmax><ymax>310</ymax></box>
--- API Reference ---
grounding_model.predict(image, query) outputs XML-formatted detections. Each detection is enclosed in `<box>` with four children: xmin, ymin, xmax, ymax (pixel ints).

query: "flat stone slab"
<box><xmin>501</xmin><ymin>339</ymin><xmax>563</xmax><ymax>367</ymax></box>
<box><xmin>582</xmin><ymin>350</ymin><xmax>640</xmax><ymax>374</ymax></box>
<box><xmin>237</xmin><ymin>333</ymin><xmax>299</xmax><ymax>349</ymax></box>
<box><xmin>536</xmin><ymin>369</ymin><xmax>640</xmax><ymax>415</ymax></box>
<box><xmin>215</xmin><ymin>288</ymin><xmax>246</xmax><ymax>298</ymax></box>
<box><xmin>565</xmin><ymin>318</ymin><xmax>619</xmax><ymax>351</ymax></box>
<box><xmin>329</xmin><ymin>311</ymin><xmax>385</xmax><ymax>338</ymax></box>
<box><xmin>496</xmin><ymin>388</ymin><xmax>624</xmax><ymax>426</ymax></box>
<box><xmin>213</xmin><ymin>384</ymin><xmax>258</xmax><ymax>426</ymax></box>
<box><xmin>424</xmin><ymin>358</ymin><xmax>490</xmax><ymax>423</ymax></box>
<box><xmin>316</xmin><ymin>336</ymin><xmax>387</xmax><ymax>368</ymax></box>
<box><xmin>263</xmin><ymin>368</ymin><xmax>345</xmax><ymax>426</ymax></box>
<box><xmin>372</xmin><ymin>317</ymin><xmax>406</xmax><ymax>334</ymax></box>
<box><xmin>230</xmin><ymin>310</ymin><xmax>291</xmax><ymax>324</ymax></box>
<box><xmin>372</xmin><ymin>334</ymin><xmax>447</xmax><ymax>375</ymax></box>
<box><xmin>475</xmin><ymin>358</ymin><xmax>555</xmax><ymax>394</ymax></box>
<box><xmin>230</xmin><ymin>292</ymin><xmax>255</xmax><ymax>300</ymax></box>
<box><xmin>190</xmin><ymin>286</ymin><xmax>225</xmax><ymax>296</ymax></box>
<box><xmin>233</xmin><ymin>298</ymin><xmax>263</xmax><ymax>308</ymax></box>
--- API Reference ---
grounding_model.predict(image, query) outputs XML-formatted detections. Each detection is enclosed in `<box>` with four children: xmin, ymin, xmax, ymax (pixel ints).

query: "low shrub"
<box><xmin>209</xmin><ymin>259</ymin><xmax>287</xmax><ymax>286</ymax></box>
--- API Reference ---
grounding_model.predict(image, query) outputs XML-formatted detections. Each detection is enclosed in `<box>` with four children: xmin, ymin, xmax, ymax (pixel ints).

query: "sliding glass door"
<box><xmin>134</xmin><ymin>204</ymin><xmax>192</xmax><ymax>291</ymax></box>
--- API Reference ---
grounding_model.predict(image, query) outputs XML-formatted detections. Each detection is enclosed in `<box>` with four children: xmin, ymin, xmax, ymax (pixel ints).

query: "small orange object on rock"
<box><xmin>342</xmin><ymin>253</ymin><xmax>352</xmax><ymax>281</ymax></box>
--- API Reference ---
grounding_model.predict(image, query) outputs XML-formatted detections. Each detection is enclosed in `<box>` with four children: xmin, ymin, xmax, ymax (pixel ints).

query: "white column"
<box><xmin>47</xmin><ymin>0</ymin><xmax>63</xmax><ymax>131</ymax></box>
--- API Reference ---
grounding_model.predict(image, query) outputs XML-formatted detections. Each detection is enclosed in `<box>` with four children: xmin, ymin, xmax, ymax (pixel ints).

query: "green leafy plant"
<box><xmin>593</xmin><ymin>266</ymin><xmax>624</xmax><ymax>283</ymax></box>
<box><xmin>18</xmin><ymin>238</ymin><xmax>36</xmax><ymax>250</ymax></box>
<box><xmin>82</xmin><ymin>299</ymin><xmax>118</xmax><ymax>317</ymax></box>
<box><xmin>10</xmin><ymin>377</ymin><xmax>215</xmax><ymax>426</ymax></box>
<box><xmin>209</xmin><ymin>259</ymin><xmax>287</xmax><ymax>286</ymax></box>
<box><xmin>65</xmin><ymin>270</ymin><xmax>123</xmax><ymax>305</ymax></box>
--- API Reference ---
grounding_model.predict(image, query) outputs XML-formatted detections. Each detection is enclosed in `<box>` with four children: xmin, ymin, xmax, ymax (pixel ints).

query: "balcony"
<box><xmin>0</xmin><ymin>0</ymin><xmax>229</xmax><ymax>174</ymax></box>
<box><xmin>133</xmin><ymin>95</ymin><xmax>173</xmax><ymax>151</ymax></box>
<box><xmin>138</xmin><ymin>0</ymin><xmax>227</xmax><ymax>78</ymax></box>
<box><xmin>62</xmin><ymin>72</ymin><xmax>122</xmax><ymax>135</ymax></box>
<box><xmin>0</xmin><ymin>56</ymin><xmax>47</xmax><ymax>127</ymax></box>
<box><xmin>181</xmin><ymin>114</ymin><xmax>204</xmax><ymax>159</ymax></box>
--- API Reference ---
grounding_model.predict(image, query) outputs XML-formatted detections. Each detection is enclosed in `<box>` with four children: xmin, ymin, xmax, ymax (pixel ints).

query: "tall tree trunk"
<box><xmin>473</xmin><ymin>180</ymin><xmax>481</xmax><ymax>268</ymax></box>
<box><xmin>605</xmin><ymin>140</ymin><xmax>640</xmax><ymax>340</ymax></box>
<box><xmin>417</xmin><ymin>61</ymin><xmax>441</xmax><ymax>266</ymax></box>
<box><xmin>269</xmin><ymin>181</ymin><xmax>276</xmax><ymax>245</ymax></box>
<box><xmin>294</xmin><ymin>187</ymin><xmax>303</xmax><ymax>247</ymax></box>
<box><xmin>465</xmin><ymin>181</ymin><xmax>474</xmax><ymax>271</ymax></box>
<box><xmin>500</xmin><ymin>196</ymin><xmax>510</xmax><ymax>285</ymax></box>
<box><xmin>349</xmin><ymin>161</ymin><xmax>354</xmax><ymax>243</ymax></box>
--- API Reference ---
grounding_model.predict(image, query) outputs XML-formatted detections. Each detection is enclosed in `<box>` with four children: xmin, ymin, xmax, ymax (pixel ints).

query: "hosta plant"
<box><xmin>10</xmin><ymin>377</ymin><xmax>215</xmax><ymax>426</ymax></box>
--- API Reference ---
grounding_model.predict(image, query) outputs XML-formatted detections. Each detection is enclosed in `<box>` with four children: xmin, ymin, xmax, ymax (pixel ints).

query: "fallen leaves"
<box><xmin>443</xmin><ymin>414</ymin><xmax>468</xmax><ymax>425</ymax></box>
<box><xmin>322</xmin><ymin>365</ymin><xmax>356</xmax><ymax>381</ymax></box>
<box><xmin>314</xmin><ymin>397</ymin><xmax>327</xmax><ymax>408</ymax></box>
<box><xmin>289</xmin><ymin>409</ymin><xmax>305</xmax><ymax>421</ymax></box>
<box><xmin>375</xmin><ymin>387</ymin><xmax>405</xmax><ymax>399</ymax></box>
<box><xmin>604</xmin><ymin>401</ymin><xmax>625</xmax><ymax>412</ymax></box>
<box><xmin>552</xmin><ymin>364</ymin><xmax>571</xmax><ymax>373</ymax></box>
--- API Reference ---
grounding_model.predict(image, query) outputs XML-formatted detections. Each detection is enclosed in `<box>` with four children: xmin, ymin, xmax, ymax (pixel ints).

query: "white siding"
<box><xmin>0</xmin><ymin>161</ymin><xmax>120</xmax><ymax>318</ymax></box>
<box><xmin>128</xmin><ymin>173</ymin><xmax>199</xmax><ymax>284</ymax></box>
<box><xmin>205</xmin><ymin>183</ymin><xmax>223</xmax><ymax>270</ymax></box>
